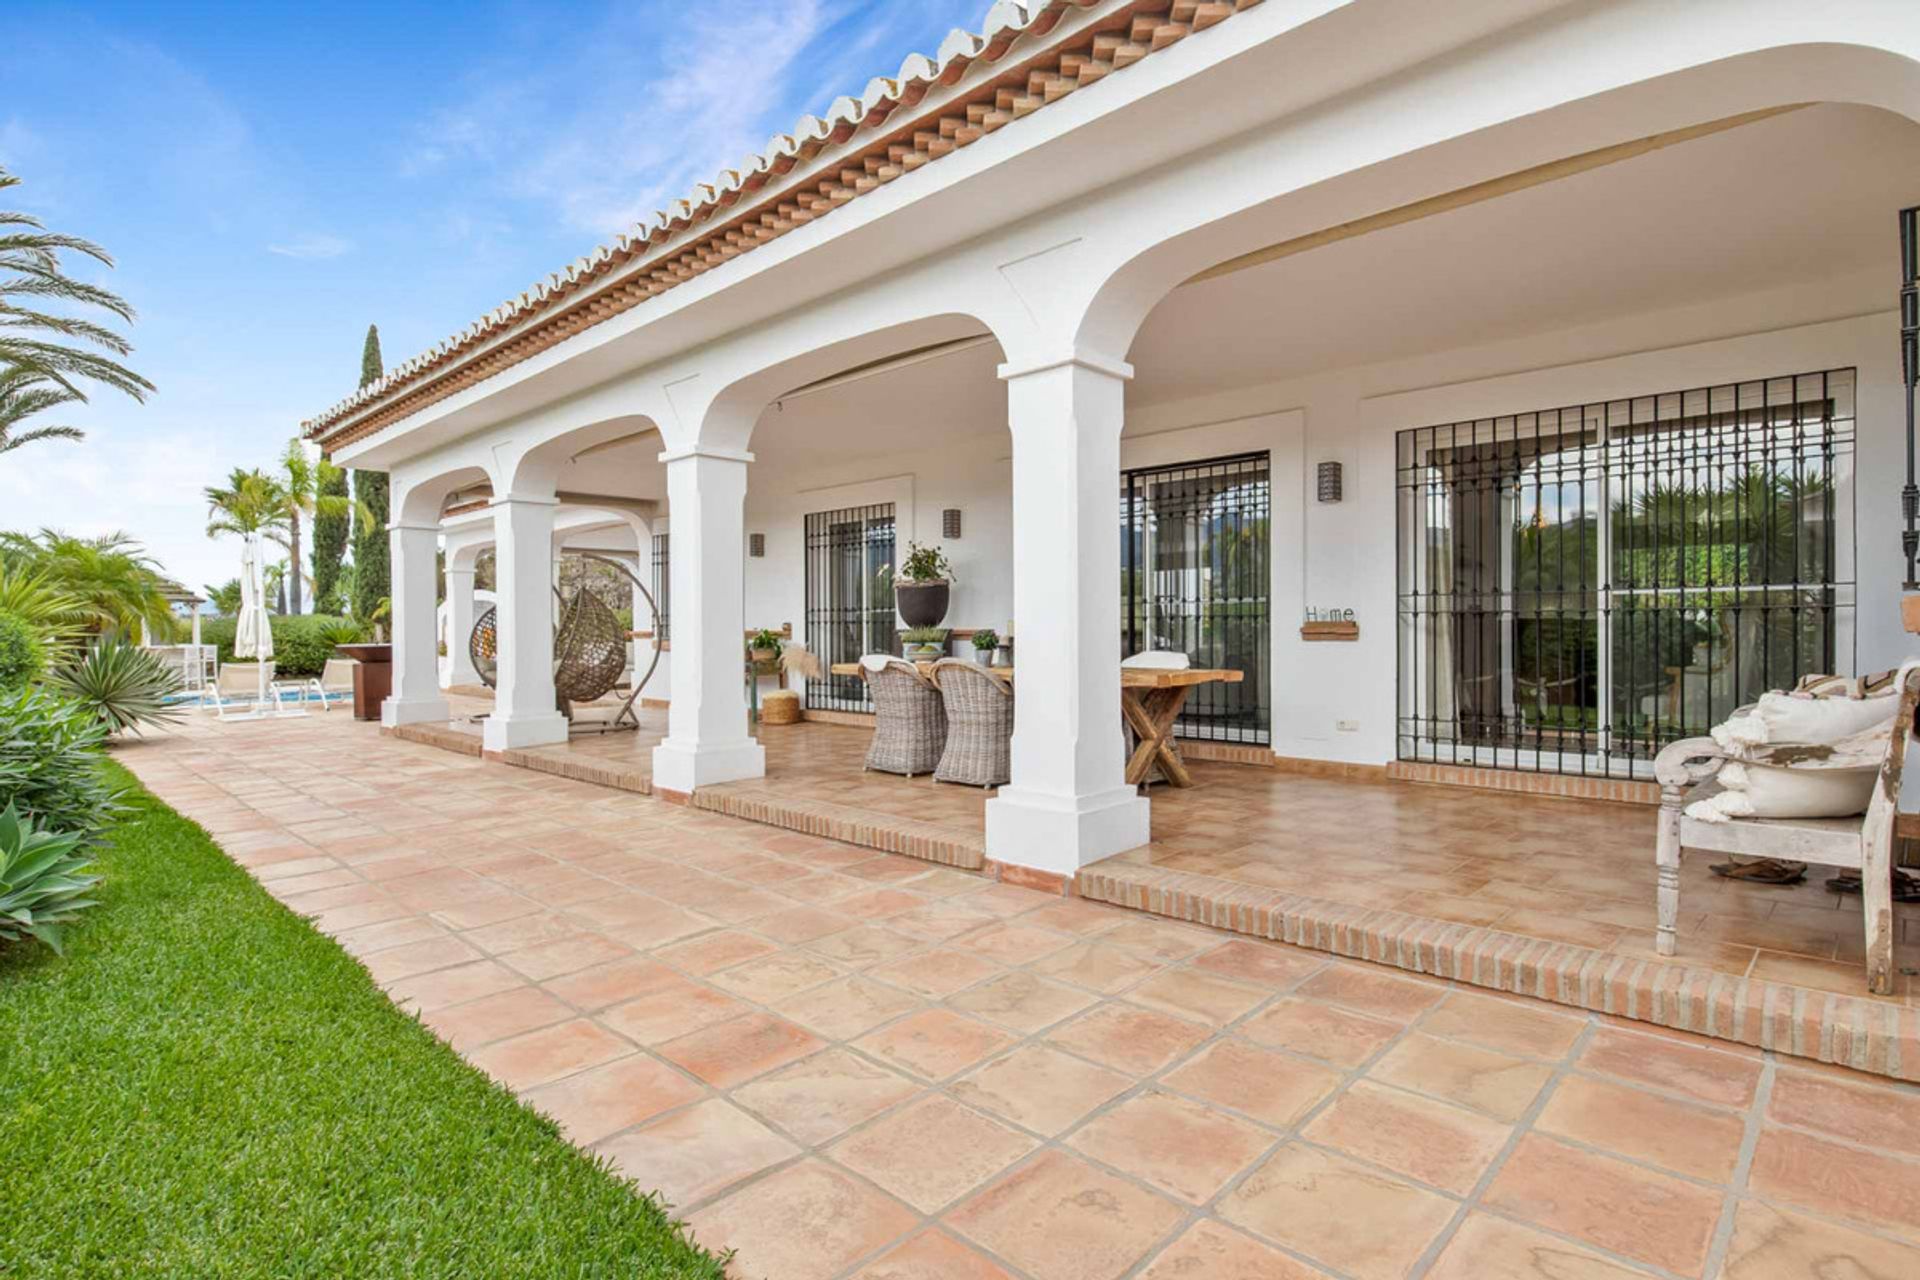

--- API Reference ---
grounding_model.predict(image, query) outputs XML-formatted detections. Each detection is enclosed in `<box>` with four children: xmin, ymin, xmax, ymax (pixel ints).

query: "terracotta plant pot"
<box><xmin>896</xmin><ymin>581</ymin><xmax>950</xmax><ymax>628</ymax></box>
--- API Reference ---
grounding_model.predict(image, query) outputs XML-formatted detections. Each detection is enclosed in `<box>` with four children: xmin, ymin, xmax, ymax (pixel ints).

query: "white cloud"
<box><xmin>267</xmin><ymin>233</ymin><xmax>353</xmax><ymax>260</ymax></box>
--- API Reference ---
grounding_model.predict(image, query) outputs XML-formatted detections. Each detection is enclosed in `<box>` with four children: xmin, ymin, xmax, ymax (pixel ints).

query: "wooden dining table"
<box><xmin>827</xmin><ymin>661</ymin><xmax>1243</xmax><ymax>788</ymax></box>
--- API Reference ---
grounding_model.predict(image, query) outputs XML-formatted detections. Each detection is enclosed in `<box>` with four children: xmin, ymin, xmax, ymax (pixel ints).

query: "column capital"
<box><xmin>387</xmin><ymin>519</ymin><xmax>442</xmax><ymax>534</ymax></box>
<box><xmin>657</xmin><ymin>445</ymin><xmax>755</xmax><ymax>466</ymax></box>
<box><xmin>997</xmin><ymin>350</ymin><xmax>1133</xmax><ymax>383</ymax></box>
<box><xmin>487</xmin><ymin>493</ymin><xmax>560</xmax><ymax>509</ymax></box>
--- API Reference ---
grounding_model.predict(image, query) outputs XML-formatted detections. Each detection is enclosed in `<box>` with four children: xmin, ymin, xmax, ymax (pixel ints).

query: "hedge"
<box><xmin>196</xmin><ymin>615</ymin><xmax>362</xmax><ymax>678</ymax></box>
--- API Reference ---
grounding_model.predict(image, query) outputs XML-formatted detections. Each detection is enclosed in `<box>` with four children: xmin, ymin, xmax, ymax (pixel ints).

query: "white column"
<box><xmin>382</xmin><ymin>521</ymin><xmax>450</xmax><ymax>726</ymax></box>
<box><xmin>444</xmin><ymin>565</ymin><xmax>481</xmax><ymax>688</ymax></box>
<box><xmin>985</xmin><ymin>355</ymin><xmax>1150</xmax><ymax>876</ymax></box>
<box><xmin>484</xmin><ymin>495</ymin><xmax>569</xmax><ymax>751</ymax></box>
<box><xmin>191</xmin><ymin>609</ymin><xmax>202</xmax><ymax>646</ymax></box>
<box><xmin>650</xmin><ymin>447</ymin><xmax>763</xmax><ymax>792</ymax></box>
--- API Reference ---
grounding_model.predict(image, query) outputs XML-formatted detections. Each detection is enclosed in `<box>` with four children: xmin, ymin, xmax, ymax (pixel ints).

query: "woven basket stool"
<box><xmin>761</xmin><ymin>689</ymin><xmax>802</xmax><ymax>725</ymax></box>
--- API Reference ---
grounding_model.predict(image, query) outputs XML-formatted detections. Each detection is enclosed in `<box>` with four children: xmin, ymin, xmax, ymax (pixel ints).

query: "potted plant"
<box><xmin>747</xmin><ymin>628</ymin><xmax>783</xmax><ymax>670</ymax></box>
<box><xmin>901</xmin><ymin>627</ymin><xmax>948</xmax><ymax>662</ymax></box>
<box><xmin>893</xmin><ymin>542</ymin><xmax>953</xmax><ymax>629</ymax></box>
<box><xmin>970</xmin><ymin>628</ymin><xmax>998</xmax><ymax>666</ymax></box>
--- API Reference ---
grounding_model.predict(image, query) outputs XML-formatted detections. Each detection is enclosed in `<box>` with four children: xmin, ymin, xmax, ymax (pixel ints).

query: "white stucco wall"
<box><xmin>737</xmin><ymin>274</ymin><xmax>1914</xmax><ymax>767</ymax></box>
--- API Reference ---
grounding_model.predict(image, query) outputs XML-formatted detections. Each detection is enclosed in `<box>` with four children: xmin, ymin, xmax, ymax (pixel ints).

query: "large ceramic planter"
<box><xmin>896</xmin><ymin>581</ymin><xmax>950</xmax><ymax>628</ymax></box>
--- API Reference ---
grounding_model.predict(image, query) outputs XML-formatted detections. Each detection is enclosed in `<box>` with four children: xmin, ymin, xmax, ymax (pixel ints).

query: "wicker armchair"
<box><xmin>931</xmin><ymin>659</ymin><xmax>1014</xmax><ymax>787</ymax></box>
<box><xmin>861</xmin><ymin>655</ymin><xmax>947</xmax><ymax>777</ymax></box>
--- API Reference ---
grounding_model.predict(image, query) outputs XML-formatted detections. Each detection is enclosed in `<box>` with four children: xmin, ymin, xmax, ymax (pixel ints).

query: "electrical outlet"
<box><xmin>1335</xmin><ymin>719</ymin><xmax>1360</xmax><ymax>733</ymax></box>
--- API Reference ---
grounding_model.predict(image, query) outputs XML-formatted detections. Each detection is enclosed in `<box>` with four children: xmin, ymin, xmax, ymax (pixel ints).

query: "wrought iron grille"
<box><xmin>650</xmin><ymin>533</ymin><xmax>670</xmax><ymax>644</ymax></box>
<box><xmin>1122</xmin><ymin>452</ymin><xmax>1272</xmax><ymax>744</ymax></box>
<box><xmin>804</xmin><ymin>503</ymin><xmax>897</xmax><ymax>712</ymax></box>
<box><xmin>1396</xmin><ymin>370</ymin><xmax>1856</xmax><ymax>778</ymax></box>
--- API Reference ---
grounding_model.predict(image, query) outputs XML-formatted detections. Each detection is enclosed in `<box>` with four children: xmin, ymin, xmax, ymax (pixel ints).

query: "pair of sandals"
<box><xmin>1709</xmin><ymin>857</ymin><xmax>1920</xmax><ymax>901</ymax></box>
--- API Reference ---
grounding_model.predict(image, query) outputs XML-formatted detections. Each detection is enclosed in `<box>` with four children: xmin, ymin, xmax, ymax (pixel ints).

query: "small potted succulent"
<box><xmin>901</xmin><ymin>626</ymin><xmax>948</xmax><ymax>662</ymax></box>
<box><xmin>893</xmin><ymin>542</ymin><xmax>953</xmax><ymax>629</ymax></box>
<box><xmin>969</xmin><ymin>629</ymin><xmax>998</xmax><ymax>666</ymax></box>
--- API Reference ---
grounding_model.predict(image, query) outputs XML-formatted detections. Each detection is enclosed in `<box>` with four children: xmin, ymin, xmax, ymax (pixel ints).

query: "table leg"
<box><xmin>1123</xmin><ymin>686</ymin><xmax>1195</xmax><ymax>787</ymax></box>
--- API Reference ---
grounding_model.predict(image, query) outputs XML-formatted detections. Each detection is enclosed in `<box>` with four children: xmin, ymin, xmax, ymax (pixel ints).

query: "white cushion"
<box><xmin>1121</xmin><ymin>650</ymin><xmax>1190</xmax><ymax>670</ymax></box>
<box><xmin>858</xmin><ymin>653</ymin><xmax>892</xmax><ymax>674</ymax></box>
<box><xmin>1710</xmin><ymin>688</ymin><xmax>1897</xmax><ymax>753</ymax></box>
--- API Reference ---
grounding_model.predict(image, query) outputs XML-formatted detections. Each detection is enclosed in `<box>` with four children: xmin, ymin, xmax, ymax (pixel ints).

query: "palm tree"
<box><xmin>204</xmin><ymin>466</ymin><xmax>293</xmax><ymax>600</ymax></box>
<box><xmin>0</xmin><ymin>529</ymin><xmax>170</xmax><ymax>637</ymax></box>
<box><xmin>0</xmin><ymin>168</ymin><xmax>154</xmax><ymax>450</ymax></box>
<box><xmin>270</xmin><ymin>439</ymin><xmax>364</xmax><ymax>615</ymax></box>
<box><xmin>0</xmin><ymin>369</ymin><xmax>83</xmax><ymax>455</ymax></box>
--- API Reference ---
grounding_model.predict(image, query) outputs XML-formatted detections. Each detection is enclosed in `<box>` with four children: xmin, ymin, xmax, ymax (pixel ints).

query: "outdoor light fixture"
<box><xmin>749</xmin><ymin>533</ymin><xmax>766</xmax><ymax>558</ymax></box>
<box><xmin>943</xmin><ymin>508</ymin><xmax>962</xmax><ymax>538</ymax></box>
<box><xmin>1316</xmin><ymin>460</ymin><xmax>1343</xmax><ymax>503</ymax></box>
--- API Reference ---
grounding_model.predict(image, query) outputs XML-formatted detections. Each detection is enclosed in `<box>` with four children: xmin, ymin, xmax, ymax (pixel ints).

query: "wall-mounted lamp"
<box><xmin>749</xmin><ymin>533</ymin><xmax>766</xmax><ymax>558</ymax></box>
<box><xmin>1316</xmin><ymin>461</ymin><xmax>1343</xmax><ymax>504</ymax></box>
<box><xmin>943</xmin><ymin>508</ymin><xmax>963</xmax><ymax>539</ymax></box>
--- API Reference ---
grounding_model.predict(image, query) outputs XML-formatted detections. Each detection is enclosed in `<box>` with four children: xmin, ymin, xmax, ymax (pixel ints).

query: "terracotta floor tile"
<box><xmin>1066</xmin><ymin>1088</ymin><xmax>1273</xmax><ymax>1205</ymax></box>
<box><xmin>360</xmin><ymin>934</ymin><xmax>483</xmax><ymax>983</ymax></box>
<box><xmin>383</xmin><ymin>959</ymin><xmax>524</xmax><ymax>1013</ymax></box>
<box><xmin>1768</xmin><ymin>1066</ymin><xmax>1920</xmax><ymax>1154</ymax></box>
<box><xmin>833</xmin><ymin>1095</ymin><xmax>1038</xmax><ymax>1212</ymax></box>
<box><xmin>541</xmin><ymin>956</ymin><xmax>683</xmax><ymax>1011</ymax></box>
<box><xmin>1161</xmin><ymin>1038</ymin><xmax>1343</xmax><ymax>1128</ymax></box>
<box><xmin>335</xmin><ymin>914</ymin><xmax>449</xmax><ymax>958</ymax></box>
<box><xmin>1483</xmin><ymin>1134</ymin><xmax>1723</xmax><ymax>1274</ymax></box>
<box><xmin>948</xmin><ymin>1149</ymin><xmax>1185</xmax><ymax>1280</ymax></box>
<box><xmin>960</xmin><ymin>922</ymin><xmax>1078</xmax><ymax>966</ymax></box>
<box><xmin>755</xmin><ymin>904</ymin><xmax>859</xmax><ymax>944</ymax></box>
<box><xmin>1721</xmin><ymin>1200</ymin><xmax>1920</xmax><ymax>1280</ymax></box>
<box><xmin>687</xmin><ymin>1159</ymin><xmax>919</xmax><ymax>1280</ymax></box>
<box><xmin>1098</xmin><ymin>918</ymin><xmax>1216</xmax><ymax>962</ymax></box>
<box><xmin>851</xmin><ymin>1228</ymin><xmax>1015</xmax><ymax>1280</ymax></box>
<box><xmin>652</xmin><ymin>928</ymin><xmax>781</xmax><ymax>975</ymax></box>
<box><xmin>1421</xmin><ymin>990</ymin><xmax>1585</xmax><ymax>1060</ymax></box>
<box><xmin>947</xmin><ymin>971</ymin><xmax>1097</xmax><ymax>1034</ymax></box>
<box><xmin>950</xmin><ymin>1044</ymin><xmax>1132</xmax><ymax>1138</ymax></box>
<box><xmin>834</xmin><ymin>888</ymin><xmax>926</xmax><ymax>921</ymax></box>
<box><xmin>869</xmin><ymin>948</ymin><xmax>1004</xmax><ymax>999</ymax></box>
<box><xmin>496</xmin><ymin>931</ymin><xmax>631</xmax><ymax>981</ymax></box>
<box><xmin>1748</xmin><ymin>949</ymin><xmax>1909</xmax><ymax>1000</ymax></box>
<box><xmin>1537</xmin><ymin>1074</ymin><xmax>1744</xmax><ymax>1182</ymax></box>
<box><xmin>595</xmin><ymin>1098</ymin><xmax>800</xmax><ymax>1211</ymax></box>
<box><xmin>599</xmin><ymin>983</ymin><xmax>750</xmax><ymax>1045</ymax></box>
<box><xmin>466</xmin><ymin>1017</ymin><xmax>632</xmax><ymax>1090</ymax></box>
<box><xmin>1238</xmin><ymin>998</ymin><xmax>1403</xmax><ymax>1069</ymax></box>
<box><xmin>418</xmin><ymin>984</ymin><xmax>573</xmax><ymax>1052</ymax></box>
<box><xmin>659</xmin><ymin>1012</ymin><xmax>826</xmax><ymax>1088</ymax></box>
<box><xmin>1296</xmin><ymin>963</ymin><xmax>1447</xmax><ymax>1023</ymax></box>
<box><xmin>1303</xmin><ymin>1079</ymin><xmax>1510</xmax><ymax>1194</ymax></box>
<box><xmin>1427</xmin><ymin>1212</ymin><xmax>1655</xmax><ymax>1280</ymax></box>
<box><xmin>458</xmin><ymin>910</ymin><xmax>582</xmax><ymax>954</ymax></box>
<box><xmin>1138</xmin><ymin>1220</ymin><xmax>1333</xmax><ymax>1280</ymax></box>
<box><xmin>1576</xmin><ymin>1025</ymin><xmax>1762</xmax><ymax>1108</ymax></box>
<box><xmin>1189</xmin><ymin>938</ymin><xmax>1328</xmax><ymax>989</ymax></box>
<box><xmin>1045</xmin><ymin>1004</ymin><xmax>1209</xmax><ymax>1077</ymax></box>
<box><xmin>1220</xmin><ymin>1142</ymin><xmax>1457</xmax><ymax>1280</ymax></box>
<box><xmin>1031</xmin><ymin>942</ymin><xmax>1162</xmax><ymax>995</ymax></box>
<box><xmin>857</xmin><ymin>1009</ymin><xmax>1017</xmax><ymax>1082</ymax></box>
<box><xmin>781</xmin><ymin>975</ymin><xmax>926</xmax><ymax>1041</ymax></box>
<box><xmin>1022</xmin><ymin>900</ymin><xmax>1129</xmax><ymax>937</ymax></box>
<box><xmin>708</xmin><ymin>950</ymin><xmax>842</xmax><ymax>1002</ymax></box>
<box><xmin>1368</xmin><ymin>1034</ymin><xmax>1554</xmax><ymax>1122</ymax></box>
<box><xmin>805</xmin><ymin>923</ymin><xmax>922</xmax><ymax>967</ymax></box>
<box><xmin>1748</xmin><ymin>1126</ymin><xmax>1920</xmax><ymax>1242</ymax></box>
<box><xmin>519</xmin><ymin>1054</ymin><xmax>704</xmax><ymax>1145</ymax></box>
<box><xmin>731</xmin><ymin>1047</ymin><xmax>920</xmax><ymax>1145</ymax></box>
<box><xmin>1124</xmin><ymin>967</ymin><xmax>1268</xmax><ymax>1028</ymax></box>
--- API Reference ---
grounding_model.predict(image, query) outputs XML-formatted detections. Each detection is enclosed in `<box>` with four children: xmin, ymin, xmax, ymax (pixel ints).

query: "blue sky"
<box><xmin>1</xmin><ymin>0</ymin><xmax>985</xmax><ymax>599</ymax></box>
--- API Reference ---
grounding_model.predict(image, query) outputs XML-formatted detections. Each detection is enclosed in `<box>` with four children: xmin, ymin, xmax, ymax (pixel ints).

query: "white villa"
<box><xmin>306</xmin><ymin>0</ymin><xmax>1920</xmax><ymax>900</ymax></box>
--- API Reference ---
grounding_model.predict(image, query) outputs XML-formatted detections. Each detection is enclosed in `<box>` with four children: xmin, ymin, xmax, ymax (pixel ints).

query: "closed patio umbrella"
<box><xmin>234</xmin><ymin>532</ymin><xmax>274</xmax><ymax>706</ymax></box>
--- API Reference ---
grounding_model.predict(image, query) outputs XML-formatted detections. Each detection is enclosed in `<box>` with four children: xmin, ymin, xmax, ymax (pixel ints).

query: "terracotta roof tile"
<box><xmin>306</xmin><ymin>0</ymin><xmax>1261</xmax><ymax>449</ymax></box>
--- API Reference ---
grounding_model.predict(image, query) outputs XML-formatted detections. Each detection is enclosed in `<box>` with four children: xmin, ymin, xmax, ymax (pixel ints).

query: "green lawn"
<box><xmin>0</xmin><ymin>763</ymin><xmax>726</xmax><ymax>1279</ymax></box>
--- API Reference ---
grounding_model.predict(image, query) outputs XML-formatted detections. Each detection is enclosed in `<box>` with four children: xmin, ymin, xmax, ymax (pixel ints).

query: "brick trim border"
<box><xmin>1388</xmin><ymin>760</ymin><xmax>1658</xmax><ymax>806</ymax></box>
<box><xmin>690</xmin><ymin>784</ymin><xmax>985</xmax><ymax>870</ymax></box>
<box><xmin>1272</xmin><ymin>755</ymin><xmax>1390</xmax><ymax>782</ymax></box>
<box><xmin>1077</xmin><ymin>860</ymin><xmax>1918</xmax><ymax>1081</ymax></box>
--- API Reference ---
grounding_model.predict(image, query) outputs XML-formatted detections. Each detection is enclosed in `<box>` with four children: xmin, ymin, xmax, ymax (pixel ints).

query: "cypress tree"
<box><xmin>350</xmin><ymin>325</ymin><xmax>390</xmax><ymax>622</ymax></box>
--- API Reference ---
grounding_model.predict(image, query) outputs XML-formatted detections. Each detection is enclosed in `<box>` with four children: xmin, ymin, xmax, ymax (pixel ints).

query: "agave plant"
<box><xmin>313</xmin><ymin>616</ymin><xmax>368</xmax><ymax>650</ymax></box>
<box><xmin>0</xmin><ymin>803</ymin><xmax>101</xmax><ymax>954</ymax></box>
<box><xmin>48</xmin><ymin>638</ymin><xmax>182</xmax><ymax>735</ymax></box>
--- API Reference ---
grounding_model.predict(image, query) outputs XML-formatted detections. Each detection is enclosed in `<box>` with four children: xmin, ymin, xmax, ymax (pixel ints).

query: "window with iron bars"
<box><xmin>650</xmin><ymin>532</ymin><xmax>669</xmax><ymax>644</ymax></box>
<box><xmin>804</xmin><ymin>504</ymin><xmax>897</xmax><ymax>712</ymax></box>
<box><xmin>1396</xmin><ymin>369</ymin><xmax>1856</xmax><ymax>778</ymax></box>
<box><xmin>1122</xmin><ymin>452</ymin><xmax>1273</xmax><ymax>744</ymax></box>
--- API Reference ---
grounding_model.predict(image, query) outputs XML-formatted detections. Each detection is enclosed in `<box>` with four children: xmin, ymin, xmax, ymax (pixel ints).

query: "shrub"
<box><xmin>0</xmin><ymin>803</ymin><xmax>100</xmax><ymax>954</ymax></box>
<box><xmin>48</xmin><ymin>639</ymin><xmax>182</xmax><ymax>736</ymax></box>
<box><xmin>0</xmin><ymin>610</ymin><xmax>44</xmax><ymax>687</ymax></box>
<box><xmin>197</xmin><ymin>614</ymin><xmax>360</xmax><ymax>677</ymax></box>
<box><xmin>0</xmin><ymin>686</ymin><xmax>122</xmax><ymax>843</ymax></box>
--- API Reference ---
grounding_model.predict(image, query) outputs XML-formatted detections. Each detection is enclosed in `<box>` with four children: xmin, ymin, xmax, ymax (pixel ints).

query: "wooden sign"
<box><xmin>1301</xmin><ymin>620</ymin><xmax>1359</xmax><ymax>641</ymax></box>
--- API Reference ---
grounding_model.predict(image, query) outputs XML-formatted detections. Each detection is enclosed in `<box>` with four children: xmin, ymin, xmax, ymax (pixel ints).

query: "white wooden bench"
<box><xmin>1653</xmin><ymin>663</ymin><xmax>1920</xmax><ymax>995</ymax></box>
